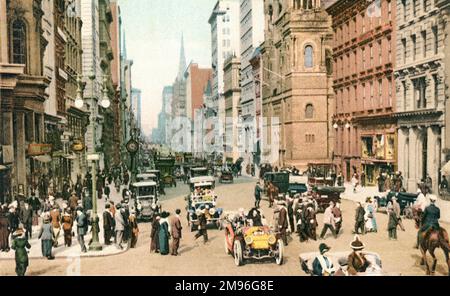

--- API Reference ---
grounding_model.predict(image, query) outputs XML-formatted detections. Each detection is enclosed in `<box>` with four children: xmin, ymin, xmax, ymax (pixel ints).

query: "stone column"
<box><xmin>407</xmin><ymin>127</ymin><xmax>418</xmax><ymax>192</ymax></box>
<box><xmin>14</xmin><ymin>112</ymin><xmax>27</xmax><ymax>194</ymax></box>
<box><xmin>397</xmin><ymin>128</ymin><xmax>406</xmax><ymax>176</ymax></box>
<box><xmin>427</xmin><ymin>126</ymin><xmax>438</xmax><ymax>194</ymax></box>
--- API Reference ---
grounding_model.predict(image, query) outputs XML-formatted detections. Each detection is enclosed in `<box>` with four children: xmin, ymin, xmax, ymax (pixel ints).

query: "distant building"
<box><xmin>209</xmin><ymin>0</ymin><xmax>241</xmax><ymax>153</ymax></box>
<box><xmin>223</xmin><ymin>55</ymin><xmax>241</xmax><ymax>163</ymax></box>
<box><xmin>239</xmin><ymin>0</ymin><xmax>264</xmax><ymax>168</ymax></box>
<box><xmin>131</xmin><ymin>88</ymin><xmax>142</xmax><ymax>130</ymax></box>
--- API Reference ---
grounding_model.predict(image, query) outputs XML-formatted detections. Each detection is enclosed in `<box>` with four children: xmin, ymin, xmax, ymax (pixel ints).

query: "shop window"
<box><xmin>361</xmin><ymin>136</ymin><xmax>373</xmax><ymax>158</ymax></box>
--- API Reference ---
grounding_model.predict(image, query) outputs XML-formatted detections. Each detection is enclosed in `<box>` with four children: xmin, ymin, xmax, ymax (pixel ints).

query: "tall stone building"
<box><xmin>394</xmin><ymin>0</ymin><xmax>445</xmax><ymax>193</ymax></box>
<box><xmin>65</xmin><ymin>0</ymin><xmax>89</xmax><ymax>183</ymax></box>
<box><xmin>209</xmin><ymin>0</ymin><xmax>241</xmax><ymax>153</ymax></box>
<box><xmin>110</xmin><ymin>0</ymin><xmax>122</xmax><ymax>166</ymax></box>
<box><xmin>223</xmin><ymin>55</ymin><xmax>241</xmax><ymax>162</ymax></box>
<box><xmin>262</xmin><ymin>0</ymin><xmax>334</xmax><ymax>170</ymax></box>
<box><xmin>81</xmin><ymin>0</ymin><xmax>105</xmax><ymax>167</ymax></box>
<box><xmin>239</xmin><ymin>0</ymin><xmax>264</xmax><ymax>168</ymax></box>
<box><xmin>1</xmin><ymin>0</ymin><xmax>49</xmax><ymax>200</ymax></box>
<box><xmin>328</xmin><ymin>0</ymin><xmax>397</xmax><ymax>184</ymax></box>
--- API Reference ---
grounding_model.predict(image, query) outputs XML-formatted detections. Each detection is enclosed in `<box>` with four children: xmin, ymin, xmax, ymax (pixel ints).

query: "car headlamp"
<box><xmin>209</xmin><ymin>208</ymin><xmax>216</xmax><ymax>215</ymax></box>
<box><xmin>268</xmin><ymin>235</ymin><xmax>277</xmax><ymax>245</ymax></box>
<box><xmin>245</xmin><ymin>236</ymin><xmax>253</xmax><ymax>245</ymax></box>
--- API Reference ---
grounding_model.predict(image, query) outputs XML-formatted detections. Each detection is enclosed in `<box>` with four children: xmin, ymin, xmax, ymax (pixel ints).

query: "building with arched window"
<box><xmin>261</xmin><ymin>0</ymin><xmax>335</xmax><ymax>170</ymax></box>
<box><xmin>0</xmin><ymin>0</ymin><xmax>49</xmax><ymax>203</ymax></box>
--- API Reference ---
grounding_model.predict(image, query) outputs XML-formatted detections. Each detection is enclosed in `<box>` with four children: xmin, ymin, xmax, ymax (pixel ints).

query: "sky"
<box><xmin>118</xmin><ymin>0</ymin><xmax>217</xmax><ymax>137</ymax></box>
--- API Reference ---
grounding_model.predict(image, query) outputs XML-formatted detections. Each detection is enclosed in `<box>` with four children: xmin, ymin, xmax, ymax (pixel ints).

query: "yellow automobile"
<box><xmin>224</xmin><ymin>224</ymin><xmax>284</xmax><ymax>266</ymax></box>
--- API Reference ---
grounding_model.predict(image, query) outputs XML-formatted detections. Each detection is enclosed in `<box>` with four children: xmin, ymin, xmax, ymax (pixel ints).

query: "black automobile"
<box><xmin>375</xmin><ymin>191</ymin><xmax>418</xmax><ymax>214</ymax></box>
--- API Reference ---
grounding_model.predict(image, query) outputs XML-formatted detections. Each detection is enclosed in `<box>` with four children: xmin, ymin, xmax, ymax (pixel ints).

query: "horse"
<box><xmin>414</xmin><ymin>208</ymin><xmax>450</xmax><ymax>275</ymax></box>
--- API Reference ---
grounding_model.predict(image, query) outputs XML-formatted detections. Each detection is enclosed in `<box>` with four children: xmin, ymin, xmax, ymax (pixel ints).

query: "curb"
<box><xmin>0</xmin><ymin>245</ymin><xmax>130</xmax><ymax>261</ymax></box>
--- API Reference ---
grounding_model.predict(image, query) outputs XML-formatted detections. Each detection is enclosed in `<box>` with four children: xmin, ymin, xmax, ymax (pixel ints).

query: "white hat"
<box><xmin>49</xmin><ymin>195</ymin><xmax>55</xmax><ymax>201</ymax></box>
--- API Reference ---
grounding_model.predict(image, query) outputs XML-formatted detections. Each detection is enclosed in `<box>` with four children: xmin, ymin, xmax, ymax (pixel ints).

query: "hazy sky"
<box><xmin>118</xmin><ymin>0</ymin><xmax>217</xmax><ymax>136</ymax></box>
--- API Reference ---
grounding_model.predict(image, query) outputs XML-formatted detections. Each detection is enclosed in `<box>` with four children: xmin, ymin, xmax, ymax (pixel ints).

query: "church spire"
<box><xmin>177</xmin><ymin>33</ymin><xmax>186</xmax><ymax>80</ymax></box>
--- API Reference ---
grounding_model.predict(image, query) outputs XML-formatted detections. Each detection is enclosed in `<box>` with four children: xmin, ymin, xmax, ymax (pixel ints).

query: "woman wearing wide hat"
<box><xmin>38</xmin><ymin>213</ymin><xmax>55</xmax><ymax>260</ymax></box>
<box><xmin>11</xmin><ymin>226</ymin><xmax>31</xmax><ymax>276</ymax></box>
<box><xmin>312</xmin><ymin>243</ymin><xmax>335</xmax><ymax>276</ymax></box>
<box><xmin>347</xmin><ymin>235</ymin><xmax>370</xmax><ymax>275</ymax></box>
<box><xmin>158</xmin><ymin>211</ymin><xmax>170</xmax><ymax>255</ymax></box>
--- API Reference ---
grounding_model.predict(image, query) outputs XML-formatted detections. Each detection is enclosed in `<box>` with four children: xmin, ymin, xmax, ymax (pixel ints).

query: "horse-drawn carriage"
<box><xmin>263</xmin><ymin>172</ymin><xmax>290</xmax><ymax>194</ymax></box>
<box><xmin>310</xmin><ymin>186</ymin><xmax>344</xmax><ymax>212</ymax></box>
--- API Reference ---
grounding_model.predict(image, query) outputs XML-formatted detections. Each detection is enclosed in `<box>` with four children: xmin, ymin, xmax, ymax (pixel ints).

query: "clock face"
<box><xmin>126</xmin><ymin>140</ymin><xmax>139</xmax><ymax>153</ymax></box>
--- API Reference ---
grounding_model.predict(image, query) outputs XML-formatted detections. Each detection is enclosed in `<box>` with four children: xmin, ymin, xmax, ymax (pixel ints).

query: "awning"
<box><xmin>441</xmin><ymin>161</ymin><xmax>450</xmax><ymax>175</ymax></box>
<box><xmin>32</xmin><ymin>155</ymin><xmax>52</xmax><ymax>163</ymax></box>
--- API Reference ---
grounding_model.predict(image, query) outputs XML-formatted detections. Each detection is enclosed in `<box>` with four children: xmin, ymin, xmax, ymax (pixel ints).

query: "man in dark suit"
<box><xmin>103</xmin><ymin>204</ymin><xmax>113</xmax><ymax>245</ymax></box>
<box><xmin>277</xmin><ymin>201</ymin><xmax>289</xmax><ymax>246</ymax></box>
<box><xmin>194</xmin><ymin>209</ymin><xmax>208</xmax><ymax>244</ymax></box>
<box><xmin>354</xmin><ymin>202</ymin><xmax>365</xmax><ymax>235</ymax></box>
<box><xmin>20</xmin><ymin>202</ymin><xmax>33</xmax><ymax>239</ymax></box>
<box><xmin>170</xmin><ymin>209</ymin><xmax>183</xmax><ymax>256</ymax></box>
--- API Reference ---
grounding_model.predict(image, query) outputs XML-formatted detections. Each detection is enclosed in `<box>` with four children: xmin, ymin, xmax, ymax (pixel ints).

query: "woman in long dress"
<box><xmin>364</xmin><ymin>198</ymin><xmax>377</xmax><ymax>233</ymax></box>
<box><xmin>150</xmin><ymin>215</ymin><xmax>160</xmax><ymax>253</ymax></box>
<box><xmin>158</xmin><ymin>212</ymin><xmax>170</xmax><ymax>255</ymax></box>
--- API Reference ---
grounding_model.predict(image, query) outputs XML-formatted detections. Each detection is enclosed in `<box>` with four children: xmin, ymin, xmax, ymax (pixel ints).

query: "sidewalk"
<box><xmin>340</xmin><ymin>183</ymin><xmax>450</xmax><ymax>223</ymax></box>
<box><xmin>0</xmin><ymin>216</ymin><xmax>128</xmax><ymax>260</ymax></box>
<box><xmin>0</xmin><ymin>183</ymin><xmax>128</xmax><ymax>261</ymax></box>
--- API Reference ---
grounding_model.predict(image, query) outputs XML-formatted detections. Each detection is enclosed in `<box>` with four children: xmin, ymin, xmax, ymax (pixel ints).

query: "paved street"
<box><xmin>1</xmin><ymin>177</ymin><xmax>449</xmax><ymax>276</ymax></box>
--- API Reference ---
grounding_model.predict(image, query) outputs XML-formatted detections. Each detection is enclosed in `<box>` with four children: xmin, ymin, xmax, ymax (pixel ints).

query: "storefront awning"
<box><xmin>32</xmin><ymin>155</ymin><xmax>52</xmax><ymax>163</ymax></box>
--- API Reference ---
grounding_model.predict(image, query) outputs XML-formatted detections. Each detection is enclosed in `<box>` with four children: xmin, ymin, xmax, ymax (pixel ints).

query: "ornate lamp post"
<box><xmin>75</xmin><ymin>73</ymin><xmax>110</xmax><ymax>251</ymax></box>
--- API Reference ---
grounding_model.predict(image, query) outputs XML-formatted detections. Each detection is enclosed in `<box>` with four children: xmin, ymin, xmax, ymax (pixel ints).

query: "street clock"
<box><xmin>126</xmin><ymin>139</ymin><xmax>139</xmax><ymax>154</ymax></box>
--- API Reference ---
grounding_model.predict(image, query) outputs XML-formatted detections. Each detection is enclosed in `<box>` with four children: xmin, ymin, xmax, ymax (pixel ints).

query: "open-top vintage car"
<box><xmin>310</xmin><ymin>186</ymin><xmax>345</xmax><ymax>212</ymax></box>
<box><xmin>186</xmin><ymin>181</ymin><xmax>222</xmax><ymax>231</ymax></box>
<box><xmin>187</xmin><ymin>199</ymin><xmax>223</xmax><ymax>231</ymax></box>
<box><xmin>299</xmin><ymin>251</ymin><xmax>385</xmax><ymax>276</ymax></box>
<box><xmin>224</xmin><ymin>221</ymin><xmax>284</xmax><ymax>266</ymax></box>
<box><xmin>219</xmin><ymin>169</ymin><xmax>234</xmax><ymax>183</ymax></box>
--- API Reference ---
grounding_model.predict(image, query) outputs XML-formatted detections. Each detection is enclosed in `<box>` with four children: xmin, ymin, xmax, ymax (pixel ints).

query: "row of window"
<box><xmin>400</xmin><ymin>74</ymin><xmax>440</xmax><ymax>110</ymax></box>
<box><xmin>334</xmin><ymin>0</ymin><xmax>392</xmax><ymax>46</ymax></box>
<box><xmin>400</xmin><ymin>26</ymin><xmax>439</xmax><ymax>64</ymax></box>
<box><xmin>336</xmin><ymin>77</ymin><xmax>394</xmax><ymax>114</ymax></box>
<box><xmin>335</xmin><ymin>37</ymin><xmax>393</xmax><ymax>79</ymax></box>
<box><xmin>401</xmin><ymin>0</ymin><xmax>432</xmax><ymax>22</ymax></box>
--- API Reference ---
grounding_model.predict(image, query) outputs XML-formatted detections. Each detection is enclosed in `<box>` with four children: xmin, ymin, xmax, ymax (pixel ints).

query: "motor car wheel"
<box><xmin>224</xmin><ymin>237</ymin><xmax>231</xmax><ymax>255</ymax></box>
<box><xmin>275</xmin><ymin>240</ymin><xmax>284</xmax><ymax>265</ymax></box>
<box><xmin>233</xmin><ymin>240</ymin><xmax>243</xmax><ymax>266</ymax></box>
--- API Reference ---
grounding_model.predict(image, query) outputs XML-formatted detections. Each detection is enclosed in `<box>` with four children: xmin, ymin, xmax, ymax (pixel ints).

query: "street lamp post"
<box><xmin>75</xmin><ymin>73</ymin><xmax>111</xmax><ymax>251</ymax></box>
